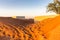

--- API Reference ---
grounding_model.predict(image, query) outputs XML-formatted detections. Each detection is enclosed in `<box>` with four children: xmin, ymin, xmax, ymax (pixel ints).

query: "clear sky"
<box><xmin>0</xmin><ymin>0</ymin><xmax>56</xmax><ymax>16</ymax></box>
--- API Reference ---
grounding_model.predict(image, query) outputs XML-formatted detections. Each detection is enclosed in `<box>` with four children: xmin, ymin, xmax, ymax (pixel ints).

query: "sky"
<box><xmin>0</xmin><ymin>0</ymin><xmax>56</xmax><ymax>16</ymax></box>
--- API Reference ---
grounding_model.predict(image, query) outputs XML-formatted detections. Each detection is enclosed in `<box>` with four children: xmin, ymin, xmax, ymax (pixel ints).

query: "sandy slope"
<box><xmin>40</xmin><ymin>15</ymin><xmax>60</xmax><ymax>40</ymax></box>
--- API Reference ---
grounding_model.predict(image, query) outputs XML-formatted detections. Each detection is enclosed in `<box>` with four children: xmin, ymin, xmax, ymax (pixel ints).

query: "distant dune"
<box><xmin>0</xmin><ymin>17</ymin><xmax>34</xmax><ymax>26</ymax></box>
<box><xmin>34</xmin><ymin>15</ymin><xmax>58</xmax><ymax>21</ymax></box>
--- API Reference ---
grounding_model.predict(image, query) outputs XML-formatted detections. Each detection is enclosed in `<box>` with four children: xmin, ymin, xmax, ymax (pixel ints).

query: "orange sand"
<box><xmin>0</xmin><ymin>15</ymin><xmax>60</xmax><ymax>40</ymax></box>
<box><xmin>40</xmin><ymin>15</ymin><xmax>60</xmax><ymax>40</ymax></box>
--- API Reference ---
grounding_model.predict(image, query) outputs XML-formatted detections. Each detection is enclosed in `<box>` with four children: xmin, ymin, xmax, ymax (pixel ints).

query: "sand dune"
<box><xmin>0</xmin><ymin>15</ymin><xmax>60</xmax><ymax>40</ymax></box>
<box><xmin>0</xmin><ymin>17</ymin><xmax>34</xmax><ymax>40</ymax></box>
<box><xmin>34</xmin><ymin>15</ymin><xmax>58</xmax><ymax>21</ymax></box>
<box><xmin>40</xmin><ymin>15</ymin><xmax>60</xmax><ymax>40</ymax></box>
